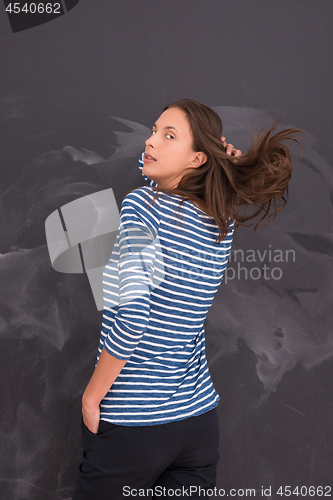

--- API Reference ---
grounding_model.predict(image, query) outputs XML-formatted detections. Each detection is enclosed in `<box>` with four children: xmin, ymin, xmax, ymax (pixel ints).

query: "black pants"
<box><xmin>72</xmin><ymin>407</ymin><xmax>219</xmax><ymax>500</ymax></box>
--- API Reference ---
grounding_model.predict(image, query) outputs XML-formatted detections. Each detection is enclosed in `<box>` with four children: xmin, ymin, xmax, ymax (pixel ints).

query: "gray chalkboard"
<box><xmin>0</xmin><ymin>1</ymin><xmax>332</xmax><ymax>498</ymax></box>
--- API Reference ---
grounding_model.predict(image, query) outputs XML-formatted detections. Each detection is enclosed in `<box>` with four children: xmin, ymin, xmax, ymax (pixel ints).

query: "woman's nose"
<box><xmin>145</xmin><ymin>133</ymin><xmax>156</xmax><ymax>148</ymax></box>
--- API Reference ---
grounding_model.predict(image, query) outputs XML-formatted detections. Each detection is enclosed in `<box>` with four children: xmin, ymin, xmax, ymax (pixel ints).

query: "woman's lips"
<box><xmin>144</xmin><ymin>153</ymin><xmax>156</xmax><ymax>162</ymax></box>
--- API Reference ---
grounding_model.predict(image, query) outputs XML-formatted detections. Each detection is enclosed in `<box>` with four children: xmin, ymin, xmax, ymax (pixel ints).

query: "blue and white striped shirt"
<box><xmin>97</xmin><ymin>153</ymin><xmax>235</xmax><ymax>426</ymax></box>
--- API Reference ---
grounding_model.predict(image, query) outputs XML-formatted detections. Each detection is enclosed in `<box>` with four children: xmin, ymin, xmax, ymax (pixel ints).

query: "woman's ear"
<box><xmin>191</xmin><ymin>152</ymin><xmax>207</xmax><ymax>168</ymax></box>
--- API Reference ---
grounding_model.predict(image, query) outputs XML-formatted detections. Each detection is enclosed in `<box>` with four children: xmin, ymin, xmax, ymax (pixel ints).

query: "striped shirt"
<box><xmin>97</xmin><ymin>153</ymin><xmax>235</xmax><ymax>426</ymax></box>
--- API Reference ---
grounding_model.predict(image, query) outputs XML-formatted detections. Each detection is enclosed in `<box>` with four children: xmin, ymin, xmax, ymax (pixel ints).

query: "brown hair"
<box><xmin>143</xmin><ymin>98</ymin><xmax>302</xmax><ymax>244</ymax></box>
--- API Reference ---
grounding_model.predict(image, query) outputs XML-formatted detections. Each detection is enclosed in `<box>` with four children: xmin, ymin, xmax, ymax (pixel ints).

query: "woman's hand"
<box><xmin>80</xmin><ymin>348</ymin><xmax>128</xmax><ymax>434</ymax></box>
<box><xmin>221</xmin><ymin>137</ymin><xmax>242</xmax><ymax>160</ymax></box>
<box><xmin>82</xmin><ymin>396</ymin><xmax>100</xmax><ymax>434</ymax></box>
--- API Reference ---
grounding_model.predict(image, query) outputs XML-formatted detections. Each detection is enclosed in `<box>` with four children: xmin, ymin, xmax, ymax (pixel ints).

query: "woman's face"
<box><xmin>143</xmin><ymin>107</ymin><xmax>206</xmax><ymax>189</ymax></box>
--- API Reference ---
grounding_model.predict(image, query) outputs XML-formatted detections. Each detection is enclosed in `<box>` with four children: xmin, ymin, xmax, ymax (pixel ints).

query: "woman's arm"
<box><xmin>82</xmin><ymin>347</ymin><xmax>127</xmax><ymax>433</ymax></box>
<box><xmin>82</xmin><ymin>188</ymin><xmax>160</xmax><ymax>434</ymax></box>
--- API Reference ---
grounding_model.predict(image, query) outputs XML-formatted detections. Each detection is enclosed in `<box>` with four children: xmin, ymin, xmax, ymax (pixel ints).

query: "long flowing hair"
<box><xmin>141</xmin><ymin>99</ymin><xmax>302</xmax><ymax>244</ymax></box>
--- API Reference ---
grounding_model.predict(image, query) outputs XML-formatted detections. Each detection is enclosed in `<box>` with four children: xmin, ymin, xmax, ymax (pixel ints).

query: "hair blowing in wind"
<box><xmin>148</xmin><ymin>99</ymin><xmax>303</xmax><ymax>244</ymax></box>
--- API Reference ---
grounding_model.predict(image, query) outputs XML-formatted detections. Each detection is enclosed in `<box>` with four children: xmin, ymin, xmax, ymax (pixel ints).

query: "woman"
<box><xmin>72</xmin><ymin>99</ymin><xmax>301</xmax><ymax>499</ymax></box>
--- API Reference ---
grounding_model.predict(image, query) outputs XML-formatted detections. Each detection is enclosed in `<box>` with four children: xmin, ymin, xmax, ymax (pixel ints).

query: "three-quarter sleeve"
<box><xmin>138</xmin><ymin>152</ymin><xmax>159</xmax><ymax>187</ymax></box>
<box><xmin>102</xmin><ymin>187</ymin><xmax>161</xmax><ymax>360</ymax></box>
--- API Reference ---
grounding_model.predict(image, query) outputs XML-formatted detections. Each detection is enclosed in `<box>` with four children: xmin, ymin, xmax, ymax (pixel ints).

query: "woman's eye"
<box><xmin>166</xmin><ymin>134</ymin><xmax>174</xmax><ymax>139</ymax></box>
<box><xmin>151</xmin><ymin>130</ymin><xmax>156</xmax><ymax>135</ymax></box>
